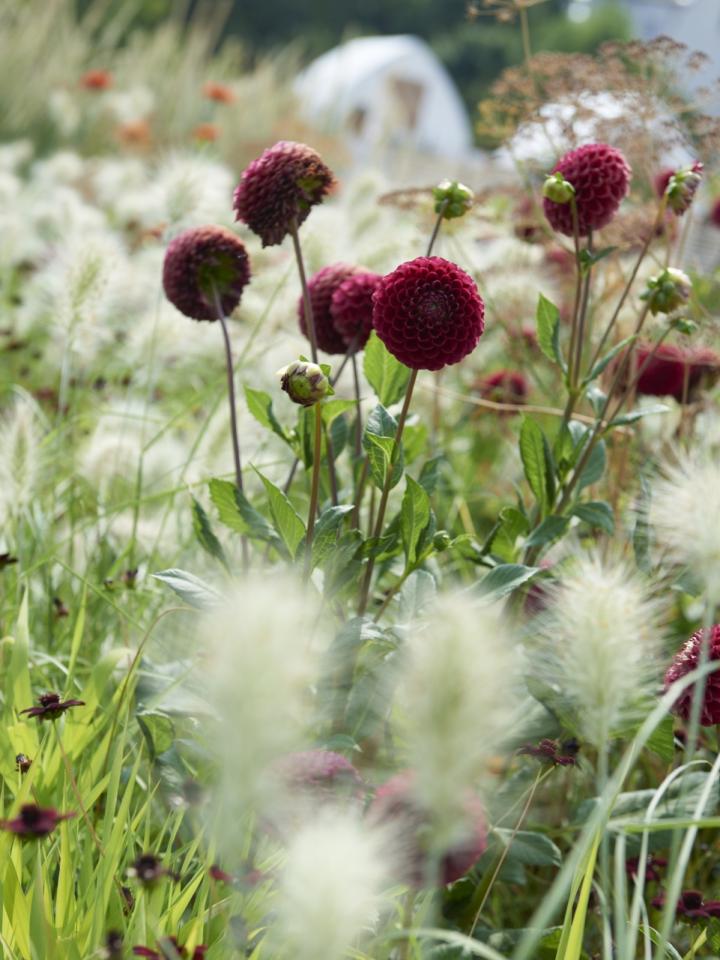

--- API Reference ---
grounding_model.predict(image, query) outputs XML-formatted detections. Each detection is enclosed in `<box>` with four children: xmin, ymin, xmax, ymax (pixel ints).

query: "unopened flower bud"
<box><xmin>641</xmin><ymin>267</ymin><xmax>692</xmax><ymax>316</ymax></box>
<box><xmin>542</xmin><ymin>172</ymin><xmax>575</xmax><ymax>205</ymax></box>
<box><xmin>432</xmin><ymin>531</ymin><xmax>452</xmax><ymax>552</ymax></box>
<box><xmin>277</xmin><ymin>360</ymin><xmax>334</xmax><ymax>406</ymax></box>
<box><xmin>665</xmin><ymin>162</ymin><xmax>703</xmax><ymax>215</ymax></box>
<box><xmin>432</xmin><ymin>179</ymin><xmax>474</xmax><ymax>219</ymax></box>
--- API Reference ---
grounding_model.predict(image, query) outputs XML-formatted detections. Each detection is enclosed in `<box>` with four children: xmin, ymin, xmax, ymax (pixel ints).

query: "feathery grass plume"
<box><xmin>539</xmin><ymin>554</ymin><xmax>662</xmax><ymax>750</ymax></box>
<box><xmin>652</xmin><ymin>455</ymin><xmax>720</xmax><ymax>597</ymax></box>
<box><xmin>0</xmin><ymin>389</ymin><xmax>44</xmax><ymax>523</ymax></box>
<box><xmin>203</xmin><ymin>575</ymin><xmax>325</xmax><ymax>825</ymax></box>
<box><xmin>271</xmin><ymin>809</ymin><xmax>390</xmax><ymax>960</ymax></box>
<box><xmin>395</xmin><ymin>593</ymin><xmax>518</xmax><ymax>847</ymax></box>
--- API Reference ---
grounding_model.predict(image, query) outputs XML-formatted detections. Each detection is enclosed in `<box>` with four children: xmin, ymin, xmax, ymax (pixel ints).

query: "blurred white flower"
<box><xmin>0</xmin><ymin>390</ymin><xmax>44</xmax><ymax>523</ymax></box>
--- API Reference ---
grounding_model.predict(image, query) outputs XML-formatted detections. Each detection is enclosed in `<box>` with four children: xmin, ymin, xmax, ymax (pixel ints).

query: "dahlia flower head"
<box><xmin>233</xmin><ymin>141</ymin><xmax>335</xmax><ymax>247</ymax></box>
<box><xmin>372</xmin><ymin>256</ymin><xmax>485</xmax><ymax>371</ymax></box>
<box><xmin>664</xmin><ymin>625</ymin><xmax>720</xmax><ymax>726</ymax></box>
<box><xmin>275</xmin><ymin>749</ymin><xmax>365</xmax><ymax>804</ymax></box>
<box><xmin>162</xmin><ymin>225</ymin><xmax>250</xmax><ymax>321</ymax></box>
<box><xmin>543</xmin><ymin>143</ymin><xmax>631</xmax><ymax>237</ymax></box>
<box><xmin>475</xmin><ymin>369</ymin><xmax>528</xmax><ymax>407</ymax></box>
<box><xmin>368</xmin><ymin>770</ymin><xmax>487</xmax><ymax>887</ymax></box>
<box><xmin>298</xmin><ymin>263</ymin><xmax>381</xmax><ymax>355</ymax></box>
<box><xmin>633</xmin><ymin>342</ymin><xmax>720</xmax><ymax>404</ymax></box>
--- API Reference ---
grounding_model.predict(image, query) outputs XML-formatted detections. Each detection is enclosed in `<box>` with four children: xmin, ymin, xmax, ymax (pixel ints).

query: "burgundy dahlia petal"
<box><xmin>299</xmin><ymin>263</ymin><xmax>363</xmax><ymax>355</ymax></box>
<box><xmin>543</xmin><ymin>143</ymin><xmax>631</xmax><ymax>237</ymax></box>
<box><xmin>233</xmin><ymin>141</ymin><xmax>335</xmax><ymax>247</ymax></box>
<box><xmin>372</xmin><ymin>256</ymin><xmax>485</xmax><ymax>371</ymax></box>
<box><xmin>368</xmin><ymin>770</ymin><xmax>487</xmax><ymax>887</ymax></box>
<box><xmin>162</xmin><ymin>226</ymin><xmax>250</xmax><ymax>322</ymax></box>
<box><xmin>330</xmin><ymin>271</ymin><xmax>383</xmax><ymax>351</ymax></box>
<box><xmin>664</xmin><ymin>624</ymin><xmax>720</xmax><ymax>726</ymax></box>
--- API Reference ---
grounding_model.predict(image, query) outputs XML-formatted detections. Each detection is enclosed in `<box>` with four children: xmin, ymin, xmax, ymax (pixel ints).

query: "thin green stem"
<box><xmin>304</xmin><ymin>401</ymin><xmax>323</xmax><ymax>578</ymax></box>
<box><xmin>290</xmin><ymin>217</ymin><xmax>318</xmax><ymax>363</ymax></box>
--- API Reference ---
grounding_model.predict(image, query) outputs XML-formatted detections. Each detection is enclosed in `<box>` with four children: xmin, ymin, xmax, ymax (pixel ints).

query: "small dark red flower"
<box><xmin>298</xmin><ymin>264</ymin><xmax>362</xmax><ymax>354</ymax></box>
<box><xmin>475</xmin><ymin>369</ymin><xmax>528</xmax><ymax>407</ymax></box>
<box><xmin>0</xmin><ymin>803</ymin><xmax>74</xmax><ymax>839</ymax></box>
<box><xmin>105</xmin><ymin>930</ymin><xmax>124</xmax><ymax>959</ymax></box>
<box><xmin>202</xmin><ymin>81</ymin><xmax>235</xmax><ymax>103</ymax></box>
<box><xmin>162</xmin><ymin>225</ymin><xmax>251</xmax><ymax>322</ymax></box>
<box><xmin>625</xmin><ymin>854</ymin><xmax>666</xmax><ymax>883</ymax></box>
<box><xmin>710</xmin><ymin>197</ymin><xmax>720</xmax><ymax>229</ymax></box>
<box><xmin>233</xmin><ymin>141</ymin><xmax>335</xmax><ymax>247</ymax></box>
<box><xmin>133</xmin><ymin>939</ymin><xmax>206</xmax><ymax>959</ymax></box>
<box><xmin>368</xmin><ymin>770</ymin><xmax>487</xmax><ymax>887</ymax></box>
<box><xmin>633</xmin><ymin>342</ymin><xmax>720</xmax><ymax>404</ymax></box>
<box><xmin>372</xmin><ymin>256</ymin><xmax>485</xmax><ymax>371</ymax></box>
<box><xmin>518</xmin><ymin>738</ymin><xmax>578</xmax><ymax>767</ymax></box>
<box><xmin>653</xmin><ymin>889</ymin><xmax>720</xmax><ymax>921</ymax></box>
<box><xmin>80</xmin><ymin>69</ymin><xmax>113</xmax><ymax>91</ymax></box>
<box><xmin>20</xmin><ymin>692</ymin><xmax>85</xmax><ymax>721</ymax></box>
<box><xmin>15</xmin><ymin>753</ymin><xmax>32</xmax><ymax>774</ymax></box>
<box><xmin>664</xmin><ymin>625</ymin><xmax>720</xmax><ymax>726</ymax></box>
<box><xmin>543</xmin><ymin>143</ymin><xmax>631</xmax><ymax>237</ymax></box>
<box><xmin>128</xmin><ymin>853</ymin><xmax>175</xmax><ymax>887</ymax></box>
<box><xmin>330</xmin><ymin>271</ymin><xmax>383</xmax><ymax>351</ymax></box>
<box><xmin>276</xmin><ymin>748</ymin><xmax>365</xmax><ymax>801</ymax></box>
<box><xmin>209</xmin><ymin>863</ymin><xmax>234</xmax><ymax>884</ymax></box>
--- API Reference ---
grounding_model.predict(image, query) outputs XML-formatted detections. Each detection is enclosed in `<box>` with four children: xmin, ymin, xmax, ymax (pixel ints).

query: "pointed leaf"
<box><xmin>363</xmin><ymin>331</ymin><xmax>411</xmax><ymax>406</ymax></box>
<box><xmin>256</xmin><ymin>470</ymin><xmax>306</xmax><ymax>560</ymax></box>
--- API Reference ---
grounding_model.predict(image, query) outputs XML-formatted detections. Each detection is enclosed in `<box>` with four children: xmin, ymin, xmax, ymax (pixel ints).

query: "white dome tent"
<box><xmin>294</xmin><ymin>35</ymin><xmax>476</xmax><ymax>174</ymax></box>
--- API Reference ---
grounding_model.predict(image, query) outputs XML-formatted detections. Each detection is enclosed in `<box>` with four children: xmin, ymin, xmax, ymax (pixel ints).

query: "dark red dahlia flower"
<box><xmin>372</xmin><ymin>257</ymin><xmax>485</xmax><ymax>371</ymax></box>
<box><xmin>664</xmin><ymin>624</ymin><xmax>720</xmax><ymax>726</ymax></box>
<box><xmin>298</xmin><ymin>263</ymin><xmax>363</xmax><ymax>355</ymax></box>
<box><xmin>20</xmin><ymin>691</ymin><xmax>85</xmax><ymax>721</ymax></box>
<box><xmin>1</xmin><ymin>804</ymin><xmax>75</xmax><ymax>839</ymax></box>
<box><xmin>543</xmin><ymin>143</ymin><xmax>631</xmax><ymax>237</ymax></box>
<box><xmin>518</xmin><ymin>738</ymin><xmax>578</xmax><ymax>767</ymax></box>
<box><xmin>625</xmin><ymin>854</ymin><xmax>666</xmax><ymax>883</ymax></box>
<box><xmin>475</xmin><ymin>369</ymin><xmax>528</xmax><ymax>407</ymax></box>
<box><xmin>330</xmin><ymin>271</ymin><xmax>383</xmax><ymax>351</ymax></box>
<box><xmin>233</xmin><ymin>141</ymin><xmax>335</xmax><ymax>247</ymax></box>
<box><xmin>276</xmin><ymin>748</ymin><xmax>364</xmax><ymax>801</ymax></box>
<box><xmin>368</xmin><ymin>770</ymin><xmax>487</xmax><ymax>887</ymax></box>
<box><xmin>162</xmin><ymin>225</ymin><xmax>250</xmax><ymax>322</ymax></box>
<box><xmin>710</xmin><ymin>197</ymin><xmax>720</xmax><ymax>229</ymax></box>
<box><xmin>128</xmin><ymin>853</ymin><xmax>176</xmax><ymax>887</ymax></box>
<box><xmin>633</xmin><ymin>343</ymin><xmax>720</xmax><ymax>404</ymax></box>
<box><xmin>133</xmin><ymin>939</ymin><xmax>207</xmax><ymax>959</ymax></box>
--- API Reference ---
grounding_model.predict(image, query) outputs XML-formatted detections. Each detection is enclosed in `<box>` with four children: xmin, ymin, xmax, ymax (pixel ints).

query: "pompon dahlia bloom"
<box><xmin>162</xmin><ymin>225</ymin><xmax>250</xmax><ymax>321</ymax></box>
<box><xmin>543</xmin><ymin>143</ymin><xmax>631</xmax><ymax>237</ymax></box>
<box><xmin>368</xmin><ymin>771</ymin><xmax>487</xmax><ymax>887</ymax></box>
<box><xmin>330</xmin><ymin>271</ymin><xmax>383</xmax><ymax>351</ymax></box>
<box><xmin>475</xmin><ymin>369</ymin><xmax>528</xmax><ymax>406</ymax></box>
<box><xmin>1</xmin><ymin>804</ymin><xmax>75</xmax><ymax>839</ymax></box>
<box><xmin>275</xmin><ymin>749</ymin><xmax>365</xmax><ymax>803</ymax></box>
<box><xmin>710</xmin><ymin>197</ymin><xmax>720</xmax><ymax>229</ymax></box>
<box><xmin>298</xmin><ymin>263</ymin><xmax>362</xmax><ymax>354</ymax></box>
<box><xmin>633</xmin><ymin>343</ymin><xmax>720</xmax><ymax>403</ymax></box>
<box><xmin>664</xmin><ymin>626</ymin><xmax>720</xmax><ymax>726</ymax></box>
<box><xmin>372</xmin><ymin>256</ymin><xmax>485</xmax><ymax>370</ymax></box>
<box><xmin>233</xmin><ymin>141</ymin><xmax>335</xmax><ymax>247</ymax></box>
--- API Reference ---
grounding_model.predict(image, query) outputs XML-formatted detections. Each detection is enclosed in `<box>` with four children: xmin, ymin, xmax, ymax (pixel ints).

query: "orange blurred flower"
<box><xmin>80</xmin><ymin>69</ymin><xmax>113</xmax><ymax>91</ymax></box>
<box><xmin>193</xmin><ymin>123</ymin><xmax>219</xmax><ymax>142</ymax></box>
<box><xmin>202</xmin><ymin>82</ymin><xmax>235</xmax><ymax>104</ymax></box>
<box><xmin>116</xmin><ymin>119</ymin><xmax>152</xmax><ymax>147</ymax></box>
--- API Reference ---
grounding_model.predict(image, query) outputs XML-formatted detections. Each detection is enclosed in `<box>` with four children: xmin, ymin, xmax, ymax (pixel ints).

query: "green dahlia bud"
<box><xmin>665</xmin><ymin>162</ymin><xmax>703</xmax><ymax>216</ymax></box>
<box><xmin>432</xmin><ymin>531</ymin><xmax>452</xmax><ymax>552</ymax></box>
<box><xmin>641</xmin><ymin>267</ymin><xmax>692</xmax><ymax>316</ymax></box>
<box><xmin>542</xmin><ymin>172</ymin><xmax>575</xmax><ymax>205</ymax></box>
<box><xmin>432</xmin><ymin>179</ymin><xmax>474</xmax><ymax>219</ymax></box>
<box><xmin>277</xmin><ymin>359</ymin><xmax>334</xmax><ymax>406</ymax></box>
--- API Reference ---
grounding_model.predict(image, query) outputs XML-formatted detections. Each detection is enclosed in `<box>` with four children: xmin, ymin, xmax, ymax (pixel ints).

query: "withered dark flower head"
<box><xmin>0</xmin><ymin>803</ymin><xmax>75</xmax><ymax>839</ymax></box>
<box><xmin>128</xmin><ymin>853</ymin><xmax>176</xmax><ymax>887</ymax></box>
<box><xmin>104</xmin><ymin>930</ymin><xmax>124</xmax><ymax>960</ymax></box>
<box><xmin>15</xmin><ymin>753</ymin><xmax>32</xmax><ymax>774</ymax></box>
<box><xmin>518</xmin><ymin>738</ymin><xmax>578</xmax><ymax>766</ymax></box>
<box><xmin>133</xmin><ymin>939</ymin><xmax>207</xmax><ymax>959</ymax></box>
<box><xmin>20</xmin><ymin>692</ymin><xmax>85</xmax><ymax>721</ymax></box>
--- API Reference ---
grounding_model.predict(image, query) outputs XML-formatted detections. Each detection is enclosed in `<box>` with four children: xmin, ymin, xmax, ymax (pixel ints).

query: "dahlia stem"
<box><xmin>357</xmin><ymin>369</ymin><xmax>418</xmax><ymax>615</ymax></box>
<box><xmin>427</xmin><ymin>200</ymin><xmax>447</xmax><ymax>450</ymax></box>
<box><xmin>572</xmin><ymin>230</ymin><xmax>593</xmax><ymax>386</ymax></box>
<box><xmin>351</xmin><ymin>352</ymin><xmax>363</xmax><ymax>459</ymax></box>
<box><xmin>213</xmin><ymin>290</ymin><xmax>249</xmax><ymax>572</ymax></box>
<box><xmin>289</xmin><ymin>216</ymin><xmax>318</xmax><ymax>363</ymax></box>
<box><xmin>304</xmin><ymin>401</ymin><xmax>323</xmax><ymax>578</ymax></box>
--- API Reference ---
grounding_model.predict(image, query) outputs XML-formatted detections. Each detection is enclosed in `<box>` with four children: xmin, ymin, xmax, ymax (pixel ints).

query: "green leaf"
<box><xmin>398</xmin><ymin>569</ymin><xmax>437</xmax><ymax>621</ymax></box>
<box><xmin>137</xmin><ymin>712</ymin><xmax>175</xmax><ymax>759</ymax></box>
<box><xmin>152</xmin><ymin>568</ymin><xmax>221</xmax><ymax>609</ymax></box>
<box><xmin>311</xmin><ymin>505</ymin><xmax>353</xmax><ymax>570</ymax></box>
<box><xmin>524</xmin><ymin>515</ymin><xmax>569</xmax><ymax>548</ymax></box>
<box><xmin>576</xmin><ymin>439</ymin><xmax>606</xmax><ymax>490</ymax></box>
<box><xmin>633</xmin><ymin>474</ymin><xmax>653</xmax><ymax>573</ymax></box>
<box><xmin>608</xmin><ymin>403</ymin><xmax>670</xmax><ymax>427</ymax></box>
<box><xmin>519</xmin><ymin>417</ymin><xmax>555</xmax><ymax>514</ymax></box>
<box><xmin>645</xmin><ymin>712</ymin><xmax>675</xmax><ymax>763</ymax></box>
<box><xmin>363</xmin><ymin>331</ymin><xmax>411</xmax><ymax>406</ymax></box>
<box><xmin>191</xmin><ymin>496</ymin><xmax>228</xmax><ymax>569</ymax></box>
<box><xmin>491</xmin><ymin>506</ymin><xmax>530</xmax><ymax>562</ymax></box>
<box><xmin>400</xmin><ymin>475</ymin><xmax>432</xmax><ymax>569</ymax></box>
<box><xmin>363</xmin><ymin>403</ymin><xmax>404</xmax><ymax>490</ymax></box>
<box><xmin>321</xmin><ymin>398</ymin><xmax>356</xmax><ymax>426</ymax></box>
<box><xmin>419</xmin><ymin>455</ymin><xmax>445</xmax><ymax>495</ymax></box>
<box><xmin>571</xmin><ymin>501</ymin><xmax>615</xmax><ymax>534</ymax></box>
<box><xmin>477</xmin><ymin>563</ymin><xmax>540</xmax><ymax>603</ymax></box>
<box><xmin>582</xmin><ymin>334</ymin><xmax>636</xmax><ymax>385</ymax></box>
<box><xmin>256</xmin><ymin>470</ymin><xmax>306</xmax><ymax>560</ymax></box>
<box><xmin>536</xmin><ymin>294</ymin><xmax>564</xmax><ymax>369</ymax></box>
<box><xmin>244</xmin><ymin>386</ymin><xmax>291</xmax><ymax>444</ymax></box>
<box><xmin>209</xmin><ymin>477</ymin><xmax>281</xmax><ymax>548</ymax></box>
<box><xmin>494</xmin><ymin>828</ymin><xmax>562</xmax><ymax>867</ymax></box>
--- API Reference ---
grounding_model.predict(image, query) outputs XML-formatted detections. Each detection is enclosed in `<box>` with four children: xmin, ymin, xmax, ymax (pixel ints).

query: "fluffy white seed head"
<box><xmin>540</xmin><ymin>554</ymin><xmax>662</xmax><ymax>749</ymax></box>
<box><xmin>652</xmin><ymin>455</ymin><xmax>720</xmax><ymax>597</ymax></box>
<box><xmin>0</xmin><ymin>390</ymin><xmax>44</xmax><ymax>524</ymax></box>
<box><xmin>395</xmin><ymin>592</ymin><xmax>518</xmax><ymax>842</ymax></box>
<box><xmin>271</xmin><ymin>810</ymin><xmax>389</xmax><ymax>960</ymax></box>
<box><xmin>203</xmin><ymin>576</ymin><xmax>324</xmax><ymax>823</ymax></box>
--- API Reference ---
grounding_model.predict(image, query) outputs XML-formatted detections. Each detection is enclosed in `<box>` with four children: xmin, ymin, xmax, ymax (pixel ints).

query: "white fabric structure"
<box><xmin>294</xmin><ymin>35</ymin><xmax>474</xmax><ymax>161</ymax></box>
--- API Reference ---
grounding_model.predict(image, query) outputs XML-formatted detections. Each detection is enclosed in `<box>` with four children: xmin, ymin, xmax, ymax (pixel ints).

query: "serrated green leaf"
<box><xmin>311</xmin><ymin>505</ymin><xmax>353</xmax><ymax>570</ymax></box>
<box><xmin>256</xmin><ymin>469</ymin><xmax>306</xmax><ymax>560</ymax></box>
<box><xmin>152</xmin><ymin>568</ymin><xmax>222</xmax><ymax>609</ymax></box>
<box><xmin>519</xmin><ymin>418</ymin><xmax>555</xmax><ymax>514</ymax></box>
<box><xmin>524</xmin><ymin>515</ymin><xmax>569</xmax><ymax>548</ymax></box>
<box><xmin>321</xmin><ymin>398</ymin><xmax>356</xmax><ymax>426</ymax></box>
<box><xmin>536</xmin><ymin>294</ymin><xmax>564</xmax><ymax>369</ymax></box>
<box><xmin>209</xmin><ymin>477</ymin><xmax>281</xmax><ymax>548</ymax></box>
<box><xmin>400</xmin><ymin>475</ymin><xmax>432</xmax><ymax>568</ymax></box>
<box><xmin>244</xmin><ymin>386</ymin><xmax>291</xmax><ymax>444</ymax></box>
<box><xmin>363</xmin><ymin>331</ymin><xmax>411</xmax><ymax>406</ymax></box>
<box><xmin>477</xmin><ymin>563</ymin><xmax>540</xmax><ymax>602</ymax></box>
<box><xmin>494</xmin><ymin>828</ymin><xmax>562</xmax><ymax>867</ymax></box>
<box><xmin>571</xmin><ymin>500</ymin><xmax>615</xmax><ymax>534</ymax></box>
<box><xmin>363</xmin><ymin>403</ymin><xmax>404</xmax><ymax>490</ymax></box>
<box><xmin>191</xmin><ymin>496</ymin><xmax>228</xmax><ymax>569</ymax></box>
